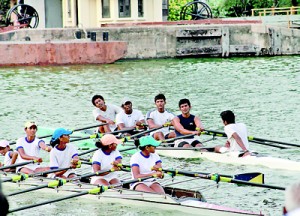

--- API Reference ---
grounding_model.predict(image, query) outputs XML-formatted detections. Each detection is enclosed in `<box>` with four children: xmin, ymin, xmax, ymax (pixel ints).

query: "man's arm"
<box><xmin>194</xmin><ymin>116</ymin><xmax>204</xmax><ymax>131</ymax></box>
<box><xmin>172</xmin><ymin>117</ymin><xmax>199</xmax><ymax>135</ymax></box>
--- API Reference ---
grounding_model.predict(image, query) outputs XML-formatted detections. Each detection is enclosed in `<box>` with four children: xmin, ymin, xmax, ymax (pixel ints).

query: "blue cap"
<box><xmin>139</xmin><ymin>136</ymin><xmax>161</xmax><ymax>147</ymax></box>
<box><xmin>51</xmin><ymin>128</ymin><xmax>73</xmax><ymax>141</ymax></box>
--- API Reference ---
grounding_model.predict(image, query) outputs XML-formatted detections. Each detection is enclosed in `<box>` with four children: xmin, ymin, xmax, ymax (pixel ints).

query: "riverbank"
<box><xmin>0</xmin><ymin>16</ymin><xmax>300</xmax><ymax>66</ymax></box>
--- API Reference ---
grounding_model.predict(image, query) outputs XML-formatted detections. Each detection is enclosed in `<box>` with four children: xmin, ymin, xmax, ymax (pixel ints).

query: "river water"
<box><xmin>0</xmin><ymin>56</ymin><xmax>299</xmax><ymax>216</ymax></box>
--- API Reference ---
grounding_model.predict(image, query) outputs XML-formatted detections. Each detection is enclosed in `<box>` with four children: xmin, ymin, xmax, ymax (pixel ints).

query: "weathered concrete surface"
<box><xmin>0</xmin><ymin>40</ymin><xmax>127</xmax><ymax>66</ymax></box>
<box><xmin>0</xmin><ymin>18</ymin><xmax>300</xmax><ymax>60</ymax></box>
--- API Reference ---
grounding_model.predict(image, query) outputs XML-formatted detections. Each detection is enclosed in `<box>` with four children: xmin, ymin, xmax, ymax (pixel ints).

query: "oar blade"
<box><xmin>234</xmin><ymin>172</ymin><xmax>264</xmax><ymax>184</ymax></box>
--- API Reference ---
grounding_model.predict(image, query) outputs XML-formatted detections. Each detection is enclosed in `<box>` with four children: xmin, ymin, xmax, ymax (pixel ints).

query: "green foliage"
<box><xmin>208</xmin><ymin>0</ymin><xmax>299</xmax><ymax>18</ymax></box>
<box><xmin>0</xmin><ymin>0</ymin><xmax>10</xmax><ymax>22</ymax></box>
<box><xmin>168</xmin><ymin>0</ymin><xmax>191</xmax><ymax>21</ymax></box>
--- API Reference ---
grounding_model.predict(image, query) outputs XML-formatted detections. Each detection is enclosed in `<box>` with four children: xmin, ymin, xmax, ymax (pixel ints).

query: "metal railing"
<box><xmin>251</xmin><ymin>6</ymin><xmax>300</xmax><ymax>16</ymax></box>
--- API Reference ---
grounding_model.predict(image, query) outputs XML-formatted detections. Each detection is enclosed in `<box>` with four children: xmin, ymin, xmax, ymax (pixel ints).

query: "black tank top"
<box><xmin>175</xmin><ymin>114</ymin><xmax>196</xmax><ymax>136</ymax></box>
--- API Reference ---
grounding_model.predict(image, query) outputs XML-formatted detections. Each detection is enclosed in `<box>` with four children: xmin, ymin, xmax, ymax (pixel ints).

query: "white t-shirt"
<box><xmin>224</xmin><ymin>123</ymin><xmax>249</xmax><ymax>152</ymax></box>
<box><xmin>49</xmin><ymin>144</ymin><xmax>78</xmax><ymax>169</ymax></box>
<box><xmin>4</xmin><ymin>150</ymin><xmax>18</xmax><ymax>166</ymax></box>
<box><xmin>130</xmin><ymin>151</ymin><xmax>162</xmax><ymax>180</ymax></box>
<box><xmin>147</xmin><ymin>109</ymin><xmax>175</xmax><ymax>135</ymax></box>
<box><xmin>16</xmin><ymin>137</ymin><xmax>44</xmax><ymax>163</ymax></box>
<box><xmin>116</xmin><ymin>109</ymin><xmax>144</xmax><ymax>128</ymax></box>
<box><xmin>91</xmin><ymin>149</ymin><xmax>122</xmax><ymax>179</ymax></box>
<box><xmin>93</xmin><ymin>103</ymin><xmax>122</xmax><ymax>131</ymax></box>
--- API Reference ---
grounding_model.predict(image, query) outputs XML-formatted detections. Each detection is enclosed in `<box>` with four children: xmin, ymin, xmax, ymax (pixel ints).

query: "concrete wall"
<box><xmin>1</xmin><ymin>23</ymin><xmax>300</xmax><ymax>58</ymax></box>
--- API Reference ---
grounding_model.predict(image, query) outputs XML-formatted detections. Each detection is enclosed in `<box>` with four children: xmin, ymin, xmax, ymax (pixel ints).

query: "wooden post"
<box><xmin>291</xmin><ymin>6</ymin><xmax>295</xmax><ymax>15</ymax></box>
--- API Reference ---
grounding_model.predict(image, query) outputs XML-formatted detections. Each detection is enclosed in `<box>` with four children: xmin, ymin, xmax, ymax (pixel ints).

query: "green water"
<box><xmin>0</xmin><ymin>56</ymin><xmax>299</xmax><ymax>215</ymax></box>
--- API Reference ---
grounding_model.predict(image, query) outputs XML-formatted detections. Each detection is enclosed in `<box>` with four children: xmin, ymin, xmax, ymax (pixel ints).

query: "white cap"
<box><xmin>0</xmin><ymin>140</ymin><xmax>9</xmax><ymax>148</ymax></box>
<box><xmin>121</xmin><ymin>97</ymin><xmax>132</xmax><ymax>105</ymax></box>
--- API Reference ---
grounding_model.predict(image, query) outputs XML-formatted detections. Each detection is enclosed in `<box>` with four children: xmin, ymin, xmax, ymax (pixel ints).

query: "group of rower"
<box><xmin>0</xmin><ymin>93</ymin><xmax>251</xmax><ymax>195</ymax></box>
<box><xmin>91</xmin><ymin>93</ymin><xmax>250</xmax><ymax>154</ymax></box>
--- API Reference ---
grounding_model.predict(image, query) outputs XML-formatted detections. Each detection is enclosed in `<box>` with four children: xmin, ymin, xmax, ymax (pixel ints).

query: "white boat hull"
<box><xmin>3</xmin><ymin>177</ymin><xmax>262</xmax><ymax>216</ymax></box>
<box><xmin>156</xmin><ymin>150</ymin><xmax>300</xmax><ymax>171</ymax></box>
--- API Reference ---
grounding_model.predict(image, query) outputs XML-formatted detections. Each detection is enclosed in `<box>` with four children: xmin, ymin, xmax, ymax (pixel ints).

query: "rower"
<box><xmin>49</xmin><ymin>128</ymin><xmax>79</xmax><ymax>179</ymax></box>
<box><xmin>91</xmin><ymin>94</ymin><xmax>122</xmax><ymax>133</ymax></box>
<box><xmin>116</xmin><ymin>97</ymin><xmax>146</xmax><ymax>135</ymax></box>
<box><xmin>0</xmin><ymin>140</ymin><xmax>18</xmax><ymax>172</ymax></box>
<box><xmin>214</xmin><ymin>110</ymin><xmax>250</xmax><ymax>157</ymax></box>
<box><xmin>16</xmin><ymin>121</ymin><xmax>51</xmax><ymax>174</ymax></box>
<box><xmin>130</xmin><ymin>136</ymin><xmax>165</xmax><ymax>194</ymax></box>
<box><xmin>90</xmin><ymin>134</ymin><xmax>123</xmax><ymax>186</ymax></box>
<box><xmin>172</xmin><ymin>98</ymin><xmax>205</xmax><ymax>148</ymax></box>
<box><xmin>146</xmin><ymin>93</ymin><xmax>176</xmax><ymax>141</ymax></box>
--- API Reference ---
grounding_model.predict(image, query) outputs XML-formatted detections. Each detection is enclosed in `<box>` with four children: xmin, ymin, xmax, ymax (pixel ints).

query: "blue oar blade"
<box><xmin>234</xmin><ymin>172</ymin><xmax>264</xmax><ymax>184</ymax></box>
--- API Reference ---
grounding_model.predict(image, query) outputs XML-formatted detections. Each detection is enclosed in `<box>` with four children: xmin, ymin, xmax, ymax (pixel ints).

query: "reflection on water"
<box><xmin>1</xmin><ymin>56</ymin><xmax>300</xmax><ymax>216</ymax></box>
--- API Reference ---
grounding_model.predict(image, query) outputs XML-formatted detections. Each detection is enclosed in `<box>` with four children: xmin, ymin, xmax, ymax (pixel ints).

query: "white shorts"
<box><xmin>90</xmin><ymin>172</ymin><xmax>118</xmax><ymax>184</ymax></box>
<box><xmin>130</xmin><ymin>179</ymin><xmax>157</xmax><ymax>190</ymax></box>
<box><xmin>48</xmin><ymin>169</ymin><xmax>76</xmax><ymax>178</ymax></box>
<box><xmin>219</xmin><ymin>147</ymin><xmax>230</xmax><ymax>153</ymax></box>
<box><xmin>16</xmin><ymin>163</ymin><xmax>41</xmax><ymax>173</ymax></box>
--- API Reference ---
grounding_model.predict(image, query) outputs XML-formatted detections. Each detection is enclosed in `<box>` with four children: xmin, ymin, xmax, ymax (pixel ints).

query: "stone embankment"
<box><xmin>0</xmin><ymin>17</ymin><xmax>300</xmax><ymax>65</ymax></box>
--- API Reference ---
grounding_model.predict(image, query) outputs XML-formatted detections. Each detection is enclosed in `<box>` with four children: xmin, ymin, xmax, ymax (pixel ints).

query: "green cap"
<box><xmin>139</xmin><ymin>136</ymin><xmax>161</xmax><ymax>147</ymax></box>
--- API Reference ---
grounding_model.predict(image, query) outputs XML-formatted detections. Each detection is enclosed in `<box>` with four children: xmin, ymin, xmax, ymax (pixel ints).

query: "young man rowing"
<box><xmin>146</xmin><ymin>94</ymin><xmax>176</xmax><ymax>141</ymax></box>
<box><xmin>172</xmin><ymin>99</ymin><xmax>205</xmax><ymax>148</ymax></box>
<box><xmin>214</xmin><ymin>110</ymin><xmax>250</xmax><ymax>157</ymax></box>
<box><xmin>116</xmin><ymin>97</ymin><xmax>146</xmax><ymax>134</ymax></box>
<box><xmin>92</xmin><ymin>95</ymin><xmax>122</xmax><ymax>133</ymax></box>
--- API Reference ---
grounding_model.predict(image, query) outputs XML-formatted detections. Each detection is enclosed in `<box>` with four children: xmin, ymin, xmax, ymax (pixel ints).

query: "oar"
<box><xmin>128</xmin><ymin>126</ymin><xmax>164</xmax><ymax>139</ymax></box>
<box><xmin>248</xmin><ymin>136</ymin><xmax>300</xmax><ymax>148</ymax></box>
<box><xmin>156</xmin><ymin>146</ymin><xmax>215</xmax><ymax>151</ymax></box>
<box><xmin>203</xmin><ymin>130</ymin><xmax>292</xmax><ymax>149</ymax></box>
<box><xmin>162</xmin><ymin>134</ymin><xmax>195</xmax><ymax>143</ymax></box>
<box><xmin>1</xmin><ymin>166</ymin><xmax>75</xmax><ymax>183</ymax></box>
<box><xmin>8</xmin><ymin>175</ymin><xmax>154</xmax><ymax>213</ymax></box>
<box><xmin>161</xmin><ymin>168</ymin><xmax>284</xmax><ymax>190</ymax></box>
<box><xmin>79</xmin><ymin>146</ymin><xmax>137</xmax><ymax>163</ymax></box>
<box><xmin>7</xmin><ymin>167</ymin><xmax>117</xmax><ymax>197</ymax></box>
<box><xmin>8</xmin><ymin>123</ymin><xmax>109</xmax><ymax>145</ymax></box>
<box><xmin>0</xmin><ymin>160</ymin><xmax>38</xmax><ymax>171</ymax></box>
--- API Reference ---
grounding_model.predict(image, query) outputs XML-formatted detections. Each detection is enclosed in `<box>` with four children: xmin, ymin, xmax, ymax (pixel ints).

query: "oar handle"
<box><xmin>163</xmin><ymin>134</ymin><xmax>195</xmax><ymax>143</ymax></box>
<box><xmin>129</xmin><ymin>126</ymin><xmax>164</xmax><ymax>139</ymax></box>
<box><xmin>0</xmin><ymin>160</ymin><xmax>36</xmax><ymax>171</ymax></box>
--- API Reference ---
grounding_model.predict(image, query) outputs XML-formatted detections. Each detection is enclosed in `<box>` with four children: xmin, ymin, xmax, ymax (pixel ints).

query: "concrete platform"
<box><xmin>0</xmin><ymin>40</ymin><xmax>127</xmax><ymax>66</ymax></box>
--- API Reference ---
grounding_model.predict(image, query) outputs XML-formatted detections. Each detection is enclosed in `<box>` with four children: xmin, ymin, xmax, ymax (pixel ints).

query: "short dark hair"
<box><xmin>154</xmin><ymin>93</ymin><xmax>166</xmax><ymax>102</ymax></box>
<box><xmin>178</xmin><ymin>98</ymin><xmax>191</xmax><ymax>107</ymax></box>
<box><xmin>91</xmin><ymin>95</ymin><xmax>104</xmax><ymax>106</ymax></box>
<box><xmin>220</xmin><ymin>110</ymin><xmax>235</xmax><ymax>124</ymax></box>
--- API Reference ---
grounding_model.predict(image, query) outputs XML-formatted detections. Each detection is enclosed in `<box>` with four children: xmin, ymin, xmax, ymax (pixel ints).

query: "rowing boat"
<box><xmin>155</xmin><ymin>148</ymin><xmax>300</xmax><ymax>171</ymax></box>
<box><xmin>36</xmin><ymin>127</ymin><xmax>300</xmax><ymax>172</ymax></box>
<box><xmin>2</xmin><ymin>174</ymin><xmax>263</xmax><ymax>216</ymax></box>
